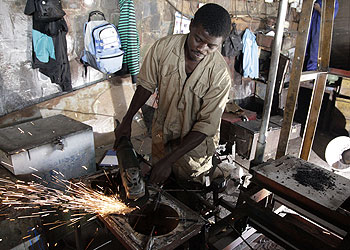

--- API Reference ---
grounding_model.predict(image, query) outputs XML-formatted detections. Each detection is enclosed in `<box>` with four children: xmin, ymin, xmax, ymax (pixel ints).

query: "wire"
<box><xmin>227</xmin><ymin>223</ymin><xmax>255</xmax><ymax>250</ymax></box>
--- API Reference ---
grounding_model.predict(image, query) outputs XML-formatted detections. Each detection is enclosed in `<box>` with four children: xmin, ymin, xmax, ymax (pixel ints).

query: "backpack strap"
<box><xmin>80</xmin><ymin>57</ymin><xmax>88</xmax><ymax>78</ymax></box>
<box><xmin>88</xmin><ymin>11</ymin><xmax>106</xmax><ymax>21</ymax></box>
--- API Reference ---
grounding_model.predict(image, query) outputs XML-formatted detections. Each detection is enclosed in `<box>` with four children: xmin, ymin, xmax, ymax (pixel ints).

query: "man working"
<box><xmin>115</xmin><ymin>3</ymin><xmax>232</xmax><ymax>186</ymax></box>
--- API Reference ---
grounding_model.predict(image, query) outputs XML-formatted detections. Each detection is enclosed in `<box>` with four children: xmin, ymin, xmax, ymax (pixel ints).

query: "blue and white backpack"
<box><xmin>81</xmin><ymin>11</ymin><xmax>124</xmax><ymax>74</ymax></box>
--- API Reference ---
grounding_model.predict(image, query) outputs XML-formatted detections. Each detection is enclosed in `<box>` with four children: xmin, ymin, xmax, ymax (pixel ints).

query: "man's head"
<box><xmin>192</xmin><ymin>3</ymin><xmax>231</xmax><ymax>39</ymax></box>
<box><xmin>185</xmin><ymin>3</ymin><xmax>231</xmax><ymax>62</ymax></box>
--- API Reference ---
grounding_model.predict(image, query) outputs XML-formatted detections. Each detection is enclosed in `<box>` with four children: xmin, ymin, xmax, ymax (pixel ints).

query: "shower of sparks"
<box><xmin>0</xmin><ymin>176</ymin><xmax>134</xmax><ymax>219</ymax></box>
<box><xmin>29</xmin><ymin>167</ymin><xmax>39</xmax><ymax>172</ymax></box>
<box><xmin>1</xmin><ymin>161</ymin><xmax>14</xmax><ymax>169</ymax></box>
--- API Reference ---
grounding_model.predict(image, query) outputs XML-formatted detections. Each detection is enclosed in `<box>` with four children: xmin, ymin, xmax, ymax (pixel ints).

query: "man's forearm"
<box><xmin>123</xmin><ymin>85</ymin><xmax>152</xmax><ymax>123</ymax></box>
<box><xmin>166</xmin><ymin>131</ymin><xmax>207</xmax><ymax>164</ymax></box>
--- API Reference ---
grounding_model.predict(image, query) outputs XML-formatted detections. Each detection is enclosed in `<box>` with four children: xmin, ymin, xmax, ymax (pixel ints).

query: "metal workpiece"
<box><xmin>75</xmin><ymin>169</ymin><xmax>205</xmax><ymax>249</ymax></box>
<box><xmin>100</xmin><ymin>186</ymin><xmax>205</xmax><ymax>250</ymax></box>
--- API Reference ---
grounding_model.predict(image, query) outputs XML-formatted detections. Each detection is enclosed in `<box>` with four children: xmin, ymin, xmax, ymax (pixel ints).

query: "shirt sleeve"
<box><xmin>24</xmin><ymin>0</ymin><xmax>35</xmax><ymax>15</ymax></box>
<box><xmin>136</xmin><ymin>40</ymin><xmax>161</xmax><ymax>94</ymax></box>
<box><xmin>192</xmin><ymin>65</ymin><xmax>231</xmax><ymax>137</ymax></box>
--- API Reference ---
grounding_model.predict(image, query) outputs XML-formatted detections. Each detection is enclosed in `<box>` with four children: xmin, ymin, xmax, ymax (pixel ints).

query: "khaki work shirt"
<box><xmin>137</xmin><ymin>34</ymin><xmax>231</xmax><ymax>183</ymax></box>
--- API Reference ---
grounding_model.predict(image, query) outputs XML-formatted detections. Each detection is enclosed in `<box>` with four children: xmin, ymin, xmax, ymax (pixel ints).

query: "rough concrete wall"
<box><xmin>0</xmin><ymin>0</ymin><xmax>279</xmax><ymax>123</ymax></box>
<box><xmin>0</xmin><ymin>0</ymin><xmax>120</xmax><ymax>117</ymax></box>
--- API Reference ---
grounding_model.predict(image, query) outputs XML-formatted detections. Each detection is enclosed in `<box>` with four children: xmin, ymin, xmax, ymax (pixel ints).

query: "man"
<box><xmin>304</xmin><ymin>0</ymin><xmax>338</xmax><ymax>71</ymax></box>
<box><xmin>115</xmin><ymin>3</ymin><xmax>232</xmax><ymax>186</ymax></box>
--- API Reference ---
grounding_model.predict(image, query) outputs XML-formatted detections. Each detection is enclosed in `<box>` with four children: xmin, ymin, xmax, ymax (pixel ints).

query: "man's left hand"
<box><xmin>149</xmin><ymin>157</ymin><xmax>172</xmax><ymax>185</ymax></box>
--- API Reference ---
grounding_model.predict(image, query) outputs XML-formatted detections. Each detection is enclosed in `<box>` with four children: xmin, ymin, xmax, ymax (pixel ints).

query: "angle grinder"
<box><xmin>114</xmin><ymin>133</ymin><xmax>149</xmax><ymax>206</ymax></box>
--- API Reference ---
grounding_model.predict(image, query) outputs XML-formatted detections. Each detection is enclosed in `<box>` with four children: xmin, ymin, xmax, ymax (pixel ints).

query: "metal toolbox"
<box><xmin>0</xmin><ymin>115</ymin><xmax>96</xmax><ymax>181</ymax></box>
<box><xmin>222</xmin><ymin>119</ymin><xmax>281</xmax><ymax>160</ymax></box>
<box><xmin>269</xmin><ymin>115</ymin><xmax>301</xmax><ymax>140</ymax></box>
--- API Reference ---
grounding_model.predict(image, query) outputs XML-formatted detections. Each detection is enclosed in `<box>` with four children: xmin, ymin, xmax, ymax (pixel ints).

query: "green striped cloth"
<box><xmin>117</xmin><ymin>0</ymin><xmax>140</xmax><ymax>76</ymax></box>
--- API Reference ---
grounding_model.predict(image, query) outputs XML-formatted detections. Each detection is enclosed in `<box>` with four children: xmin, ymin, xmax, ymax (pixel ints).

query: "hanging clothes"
<box><xmin>32</xmin><ymin>29</ymin><xmax>55</xmax><ymax>63</ymax></box>
<box><xmin>117</xmin><ymin>0</ymin><xmax>140</xmax><ymax>83</ymax></box>
<box><xmin>24</xmin><ymin>0</ymin><xmax>72</xmax><ymax>91</ymax></box>
<box><xmin>304</xmin><ymin>0</ymin><xmax>339</xmax><ymax>71</ymax></box>
<box><xmin>242</xmin><ymin>29</ymin><xmax>259</xmax><ymax>79</ymax></box>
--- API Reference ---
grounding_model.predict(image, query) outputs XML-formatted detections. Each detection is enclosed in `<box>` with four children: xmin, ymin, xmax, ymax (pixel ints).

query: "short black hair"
<box><xmin>192</xmin><ymin>3</ymin><xmax>231</xmax><ymax>39</ymax></box>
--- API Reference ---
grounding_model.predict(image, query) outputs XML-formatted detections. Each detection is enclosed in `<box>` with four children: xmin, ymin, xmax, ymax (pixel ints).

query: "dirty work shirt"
<box><xmin>137</xmin><ymin>34</ymin><xmax>231</xmax><ymax>183</ymax></box>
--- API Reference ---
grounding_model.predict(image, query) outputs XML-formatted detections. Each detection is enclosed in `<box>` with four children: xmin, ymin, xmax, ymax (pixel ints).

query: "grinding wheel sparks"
<box><xmin>0</xmin><ymin>177</ymin><xmax>134</xmax><ymax>218</ymax></box>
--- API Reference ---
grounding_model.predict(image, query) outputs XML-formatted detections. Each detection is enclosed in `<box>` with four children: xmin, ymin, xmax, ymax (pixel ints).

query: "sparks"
<box><xmin>0</xmin><ymin>177</ymin><xmax>134</xmax><ymax>218</ymax></box>
<box><xmin>0</xmin><ymin>161</ymin><xmax>14</xmax><ymax>169</ymax></box>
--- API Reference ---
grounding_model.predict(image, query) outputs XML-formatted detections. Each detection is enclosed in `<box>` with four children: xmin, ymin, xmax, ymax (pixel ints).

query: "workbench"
<box><xmin>208</xmin><ymin>155</ymin><xmax>350</xmax><ymax>250</ymax></box>
<box><xmin>245</xmin><ymin>155</ymin><xmax>350</xmax><ymax>249</ymax></box>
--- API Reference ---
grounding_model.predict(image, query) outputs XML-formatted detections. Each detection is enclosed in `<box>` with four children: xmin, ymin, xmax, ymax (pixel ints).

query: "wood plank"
<box><xmin>276</xmin><ymin>0</ymin><xmax>315</xmax><ymax>159</ymax></box>
<box><xmin>300</xmin><ymin>73</ymin><xmax>328</xmax><ymax>160</ymax></box>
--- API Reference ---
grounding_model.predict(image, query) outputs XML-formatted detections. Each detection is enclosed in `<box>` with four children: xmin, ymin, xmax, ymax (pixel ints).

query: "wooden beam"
<box><xmin>300</xmin><ymin>73</ymin><xmax>328</xmax><ymax>160</ymax></box>
<box><xmin>276</xmin><ymin>0</ymin><xmax>315</xmax><ymax>159</ymax></box>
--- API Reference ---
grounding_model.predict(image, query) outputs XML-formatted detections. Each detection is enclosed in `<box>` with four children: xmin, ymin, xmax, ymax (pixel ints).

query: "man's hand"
<box><xmin>149</xmin><ymin>156</ymin><xmax>172</xmax><ymax>184</ymax></box>
<box><xmin>149</xmin><ymin>131</ymin><xmax>207</xmax><ymax>184</ymax></box>
<box><xmin>114</xmin><ymin>119</ymin><xmax>132</xmax><ymax>150</ymax></box>
<box><xmin>113</xmin><ymin>85</ymin><xmax>153</xmax><ymax>150</ymax></box>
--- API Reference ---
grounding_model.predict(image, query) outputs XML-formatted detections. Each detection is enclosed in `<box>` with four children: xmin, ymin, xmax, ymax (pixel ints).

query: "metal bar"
<box><xmin>253</xmin><ymin>0</ymin><xmax>288</xmax><ymax>164</ymax></box>
<box><xmin>300</xmin><ymin>73</ymin><xmax>327</xmax><ymax>160</ymax></box>
<box><xmin>300</xmin><ymin>0</ymin><xmax>335</xmax><ymax>160</ymax></box>
<box><xmin>276</xmin><ymin>0</ymin><xmax>315</xmax><ymax>159</ymax></box>
<box><xmin>274</xmin><ymin>195</ymin><xmax>347</xmax><ymax>236</ymax></box>
<box><xmin>252</xmin><ymin>173</ymin><xmax>350</xmax><ymax>232</ymax></box>
<box><xmin>244</xmin><ymin>198</ymin><xmax>342</xmax><ymax>250</ymax></box>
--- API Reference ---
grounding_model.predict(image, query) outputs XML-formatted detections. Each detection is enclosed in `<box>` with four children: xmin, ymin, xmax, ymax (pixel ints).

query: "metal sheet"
<box><xmin>253</xmin><ymin>155</ymin><xmax>350</xmax><ymax>210</ymax></box>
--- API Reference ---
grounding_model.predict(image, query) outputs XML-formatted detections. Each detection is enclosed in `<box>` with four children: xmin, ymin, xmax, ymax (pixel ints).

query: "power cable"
<box><xmin>227</xmin><ymin>222</ymin><xmax>255</xmax><ymax>250</ymax></box>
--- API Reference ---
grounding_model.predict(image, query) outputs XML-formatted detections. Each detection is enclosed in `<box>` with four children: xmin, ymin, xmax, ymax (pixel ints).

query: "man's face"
<box><xmin>185</xmin><ymin>22</ymin><xmax>224</xmax><ymax>62</ymax></box>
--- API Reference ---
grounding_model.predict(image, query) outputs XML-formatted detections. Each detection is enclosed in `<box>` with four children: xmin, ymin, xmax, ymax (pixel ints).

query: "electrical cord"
<box><xmin>227</xmin><ymin>222</ymin><xmax>255</xmax><ymax>250</ymax></box>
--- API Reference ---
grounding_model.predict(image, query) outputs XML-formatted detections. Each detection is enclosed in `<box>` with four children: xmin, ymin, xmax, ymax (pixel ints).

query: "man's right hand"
<box><xmin>114</xmin><ymin>119</ymin><xmax>132</xmax><ymax>150</ymax></box>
